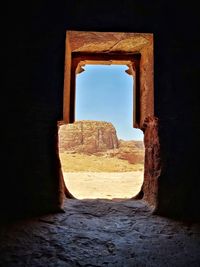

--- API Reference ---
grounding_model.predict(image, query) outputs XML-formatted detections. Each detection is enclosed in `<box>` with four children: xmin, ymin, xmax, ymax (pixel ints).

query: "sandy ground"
<box><xmin>63</xmin><ymin>171</ymin><xmax>143</xmax><ymax>199</ymax></box>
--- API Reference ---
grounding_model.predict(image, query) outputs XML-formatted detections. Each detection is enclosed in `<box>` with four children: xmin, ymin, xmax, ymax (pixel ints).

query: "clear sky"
<box><xmin>75</xmin><ymin>65</ymin><xmax>143</xmax><ymax>141</ymax></box>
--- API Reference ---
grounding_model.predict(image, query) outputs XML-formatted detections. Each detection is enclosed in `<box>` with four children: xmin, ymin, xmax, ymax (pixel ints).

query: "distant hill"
<box><xmin>59</xmin><ymin>120</ymin><xmax>118</xmax><ymax>154</ymax></box>
<box><xmin>59</xmin><ymin>120</ymin><xmax>144</xmax><ymax>165</ymax></box>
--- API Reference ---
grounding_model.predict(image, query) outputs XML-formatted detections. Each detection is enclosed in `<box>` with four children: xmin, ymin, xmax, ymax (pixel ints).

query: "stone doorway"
<box><xmin>60</xmin><ymin>31</ymin><xmax>158</xmax><ymax>207</ymax></box>
<box><xmin>59</xmin><ymin>64</ymin><xmax>144</xmax><ymax>199</ymax></box>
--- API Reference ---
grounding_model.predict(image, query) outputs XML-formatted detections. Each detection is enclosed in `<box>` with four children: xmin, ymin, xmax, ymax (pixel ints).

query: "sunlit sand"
<box><xmin>63</xmin><ymin>171</ymin><xmax>143</xmax><ymax>199</ymax></box>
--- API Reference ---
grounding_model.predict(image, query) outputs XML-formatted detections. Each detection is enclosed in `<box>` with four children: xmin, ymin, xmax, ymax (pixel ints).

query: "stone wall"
<box><xmin>2</xmin><ymin>1</ymin><xmax>200</xmax><ymax>220</ymax></box>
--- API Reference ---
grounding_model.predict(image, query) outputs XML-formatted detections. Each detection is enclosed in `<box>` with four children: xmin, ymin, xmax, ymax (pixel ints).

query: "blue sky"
<box><xmin>75</xmin><ymin>65</ymin><xmax>143</xmax><ymax>140</ymax></box>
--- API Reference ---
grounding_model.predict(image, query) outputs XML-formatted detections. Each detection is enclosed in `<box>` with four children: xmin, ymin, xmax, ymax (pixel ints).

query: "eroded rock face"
<box><xmin>59</xmin><ymin>120</ymin><xmax>118</xmax><ymax>154</ymax></box>
<box><xmin>116</xmin><ymin>140</ymin><xmax>144</xmax><ymax>164</ymax></box>
<box><xmin>142</xmin><ymin>116</ymin><xmax>161</xmax><ymax>206</ymax></box>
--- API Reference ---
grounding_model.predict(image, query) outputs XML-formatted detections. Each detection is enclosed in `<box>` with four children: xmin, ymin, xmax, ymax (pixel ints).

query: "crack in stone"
<box><xmin>103</xmin><ymin>39</ymin><xmax>125</xmax><ymax>52</ymax></box>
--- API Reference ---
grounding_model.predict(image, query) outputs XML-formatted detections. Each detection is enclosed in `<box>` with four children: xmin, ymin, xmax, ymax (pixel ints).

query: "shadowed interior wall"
<box><xmin>2</xmin><ymin>1</ymin><xmax>200</xmax><ymax>220</ymax></box>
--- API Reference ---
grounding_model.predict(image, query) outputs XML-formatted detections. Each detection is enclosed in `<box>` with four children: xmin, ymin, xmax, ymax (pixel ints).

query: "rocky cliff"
<box><xmin>59</xmin><ymin>120</ymin><xmax>144</xmax><ymax>164</ymax></box>
<box><xmin>59</xmin><ymin>120</ymin><xmax>118</xmax><ymax>154</ymax></box>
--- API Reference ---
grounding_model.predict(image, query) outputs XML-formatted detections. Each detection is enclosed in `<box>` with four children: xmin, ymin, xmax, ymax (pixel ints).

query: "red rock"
<box><xmin>59</xmin><ymin>120</ymin><xmax>118</xmax><ymax>154</ymax></box>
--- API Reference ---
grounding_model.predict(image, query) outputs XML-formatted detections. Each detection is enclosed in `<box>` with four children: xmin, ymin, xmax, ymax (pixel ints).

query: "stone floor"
<box><xmin>0</xmin><ymin>199</ymin><xmax>200</xmax><ymax>267</ymax></box>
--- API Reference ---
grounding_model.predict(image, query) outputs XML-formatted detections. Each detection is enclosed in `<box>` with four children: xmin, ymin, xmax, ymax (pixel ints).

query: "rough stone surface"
<box><xmin>2</xmin><ymin>2</ymin><xmax>200</xmax><ymax>222</ymax></box>
<box><xmin>141</xmin><ymin>116</ymin><xmax>161</xmax><ymax>206</ymax></box>
<box><xmin>59</xmin><ymin>121</ymin><xmax>144</xmax><ymax>165</ymax></box>
<box><xmin>68</xmin><ymin>31</ymin><xmax>152</xmax><ymax>53</ymax></box>
<box><xmin>0</xmin><ymin>199</ymin><xmax>200</xmax><ymax>267</ymax></box>
<box><xmin>114</xmin><ymin>140</ymin><xmax>144</xmax><ymax>164</ymax></box>
<box><xmin>59</xmin><ymin>120</ymin><xmax>118</xmax><ymax>154</ymax></box>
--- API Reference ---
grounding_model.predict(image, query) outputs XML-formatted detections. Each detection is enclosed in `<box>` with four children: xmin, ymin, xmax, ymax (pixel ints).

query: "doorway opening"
<box><xmin>59</xmin><ymin>64</ymin><xmax>144</xmax><ymax>199</ymax></box>
<box><xmin>60</xmin><ymin>31</ymin><xmax>157</xmax><ymax>206</ymax></box>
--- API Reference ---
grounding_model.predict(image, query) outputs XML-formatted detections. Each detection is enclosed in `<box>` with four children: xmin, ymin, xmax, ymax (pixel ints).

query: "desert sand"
<box><xmin>63</xmin><ymin>171</ymin><xmax>143</xmax><ymax>199</ymax></box>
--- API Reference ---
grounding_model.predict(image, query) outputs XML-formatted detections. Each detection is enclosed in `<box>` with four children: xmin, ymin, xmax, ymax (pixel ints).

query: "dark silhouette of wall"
<box><xmin>2</xmin><ymin>1</ymin><xmax>200</xmax><ymax>220</ymax></box>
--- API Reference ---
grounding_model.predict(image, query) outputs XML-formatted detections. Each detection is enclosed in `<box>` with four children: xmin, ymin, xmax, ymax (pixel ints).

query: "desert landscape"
<box><xmin>59</xmin><ymin>120</ymin><xmax>144</xmax><ymax>199</ymax></box>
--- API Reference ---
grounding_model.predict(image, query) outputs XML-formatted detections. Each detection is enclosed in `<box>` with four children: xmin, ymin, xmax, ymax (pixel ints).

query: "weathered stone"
<box><xmin>59</xmin><ymin>120</ymin><xmax>118</xmax><ymax>154</ymax></box>
<box><xmin>2</xmin><ymin>2</ymin><xmax>200</xmax><ymax>224</ymax></box>
<box><xmin>142</xmin><ymin>116</ymin><xmax>161</xmax><ymax>206</ymax></box>
<box><xmin>115</xmin><ymin>140</ymin><xmax>144</xmax><ymax>164</ymax></box>
<box><xmin>68</xmin><ymin>31</ymin><xmax>152</xmax><ymax>53</ymax></box>
<box><xmin>0</xmin><ymin>199</ymin><xmax>199</xmax><ymax>267</ymax></box>
<box><xmin>59</xmin><ymin>121</ymin><xmax>144</xmax><ymax>165</ymax></box>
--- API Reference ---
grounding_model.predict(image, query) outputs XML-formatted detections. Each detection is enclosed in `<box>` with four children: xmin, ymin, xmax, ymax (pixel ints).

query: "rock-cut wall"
<box><xmin>59</xmin><ymin>120</ymin><xmax>118</xmax><ymax>154</ymax></box>
<box><xmin>2</xmin><ymin>1</ymin><xmax>200</xmax><ymax>220</ymax></box>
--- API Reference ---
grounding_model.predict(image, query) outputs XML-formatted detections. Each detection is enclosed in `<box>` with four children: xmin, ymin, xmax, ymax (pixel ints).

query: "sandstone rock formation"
<box><xmin>59</xmin><ymin>120</ymin><xmax>144</xmax><ymax>164</ymax></box>
<box><xmin>114</xmin><ymin>139</ymin><xmax>144</xmax><ymax>164</ymax></box>
<box><xmin>59</xmin><ymin>120</ymin><xmax>118</xmax><ymax>154</ymax></box>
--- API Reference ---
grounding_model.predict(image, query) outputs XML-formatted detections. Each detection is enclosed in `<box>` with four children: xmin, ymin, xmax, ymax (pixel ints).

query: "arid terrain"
<box><xmin>59</xmin><ymin>152</ymin><xmax>144</xmax><ymax>199</ymax></box>
<box><xmin>59</xmin><ymin>153</ymin><xmax>144</xmax><ymax>173</ymax></box>
<box><xmin>63</xmin><ymin>171</ymin><xmax>143</xmax><ymax>199</ymax></box>
<box><xmin>59</xmin><ymin>121</ymin><xmax>144</xmax><ymax>199</ymax></box>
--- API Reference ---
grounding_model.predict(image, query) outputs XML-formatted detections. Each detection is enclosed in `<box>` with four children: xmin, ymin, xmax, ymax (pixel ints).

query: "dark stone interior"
<box><xmin>2</xmin><ymin>1</ymin><xmax>200</xmax><ymax>221</ymax></box>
